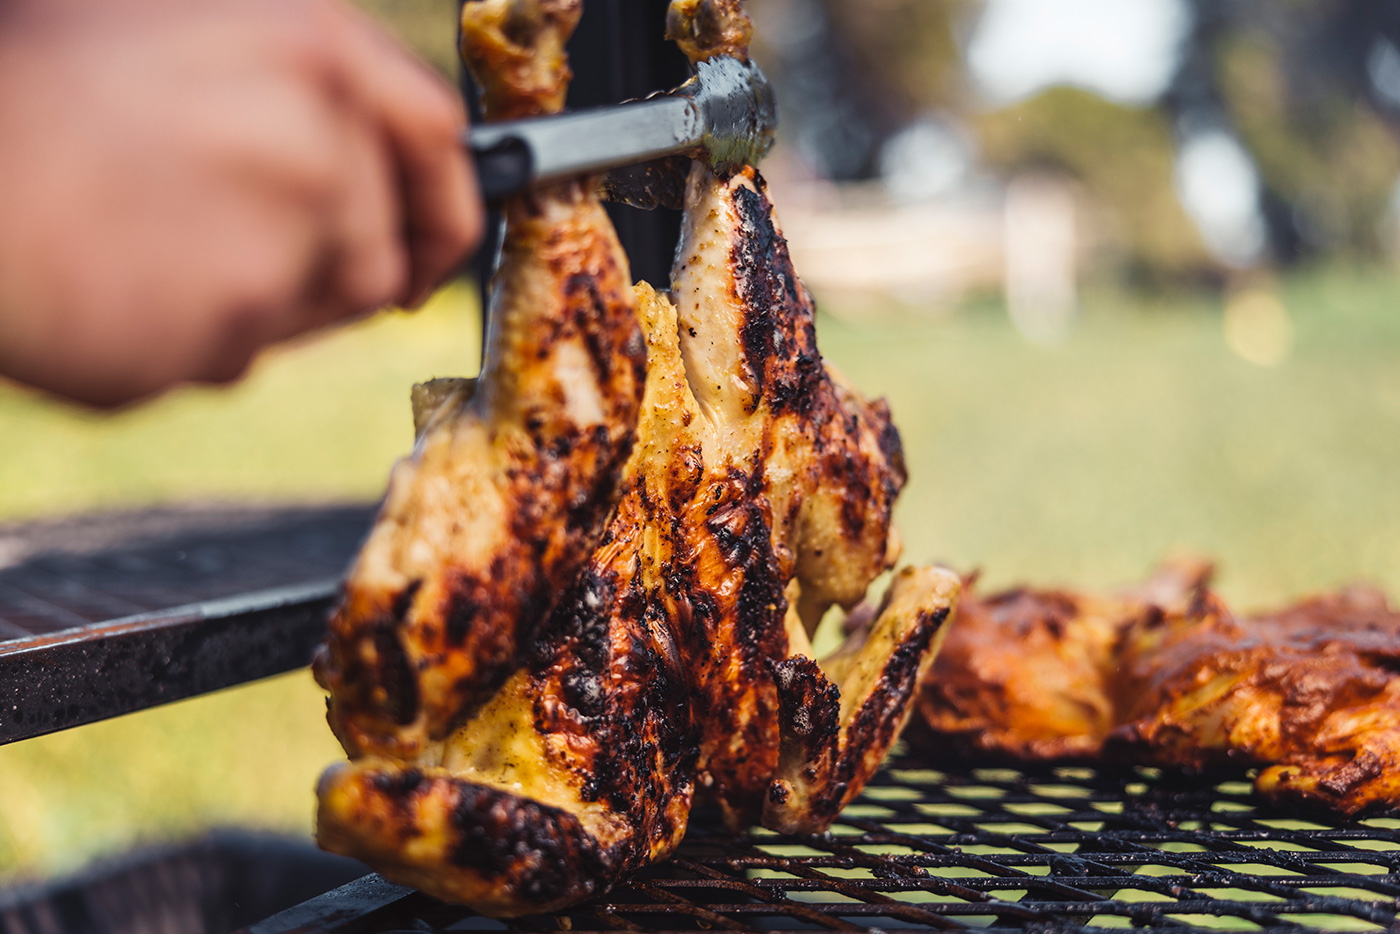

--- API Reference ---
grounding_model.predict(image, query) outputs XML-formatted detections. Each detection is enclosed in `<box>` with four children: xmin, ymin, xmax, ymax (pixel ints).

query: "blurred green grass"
<box><xmin>4</xmin><ymin>265</ymin><xmax>1400</xmax><ymax>883</ymax></box>
<box><xmin>353</xmin><ymin>0</ymin><xmax>462</xmax><ymax>79</ymax></box>
<box><xmin>0</xmin><ymin>282</ymin><xmax>481</xmax><ymax>522</ymax></box>
<box><xmin>835</xmin><ymin>267</ymin><xmax>1400</xmax><ymax>606</ymax></box>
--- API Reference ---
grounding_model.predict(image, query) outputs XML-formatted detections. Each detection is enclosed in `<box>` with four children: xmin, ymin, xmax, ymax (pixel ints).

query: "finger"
<box><xmin>329</xmin><ymin>4</ymin><xmax>483</xmax><ymax>306</ymax></box>
<box><xmin>314</xmin><ymin>111</ymin><xmax>408</xmax><ymax>324</ymax></box>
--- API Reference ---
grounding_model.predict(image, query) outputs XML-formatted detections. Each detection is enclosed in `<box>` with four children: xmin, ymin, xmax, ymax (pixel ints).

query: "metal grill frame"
<box><xmin>245</xmin><ymin>746</ymin><xmax>1400</xmax><ymax>933</ymax></box>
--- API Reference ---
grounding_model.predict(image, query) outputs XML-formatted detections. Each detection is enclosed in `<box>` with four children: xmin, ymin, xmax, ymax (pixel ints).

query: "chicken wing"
<box><xmin>314</xmin><ymin>0</ymin><xmax>652</xmax><ymax>907</ymax></box>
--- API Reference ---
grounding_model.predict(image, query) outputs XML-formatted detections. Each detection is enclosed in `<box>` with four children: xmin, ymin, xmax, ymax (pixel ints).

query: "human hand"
<box><xmin>0</xmin><ymin>0</ymin><xmax>483</xmax><ymax>406</ymax></box>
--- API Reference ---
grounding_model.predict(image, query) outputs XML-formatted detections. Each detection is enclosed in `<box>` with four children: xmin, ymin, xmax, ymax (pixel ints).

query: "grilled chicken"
<box><xmin>667</xmin><ymin>160</ymin><xmax>956</xmax><ymax>832</ymax></box>
<box><xmin>662</xmin><ymin>0</ymin><xmax>956</xmax><ymax>835</ymax></box>
<box><xmin>916</xmin><ymin>582</ymin><xmax>1138</xmax><ymax>761</ymax></box>
<box><xmin>917</xmin><ymin>562</ymin><xmax>1400</xmax><ymax>815</ymax></box>
<box><xmin>1110</xmin><ymin>583</ymin><xmax>1400</xmax><ymax>815</ymax></box>
<box><xmin>312</xmin><ymin>0</ymin><xmax>643</xmax><ymax>761</ymax></box>
<box><xmin>316</xmin><ymin>0</ymin><xmax>644</xmax><ymax>862</ymax></box>
<box><xmin>318</xmin><ymin>282</ymin><xmax>702</xmax><ymax>915</ymax></box>
<box><xmin>917</xmin><ymin>560</ymin><xmax>1209</xmax><ymax>761</ymax></box>
<box><xmin>316</xmin><ymin>0</ymin><xmax>957</xmax><ymax>915</ymax></box>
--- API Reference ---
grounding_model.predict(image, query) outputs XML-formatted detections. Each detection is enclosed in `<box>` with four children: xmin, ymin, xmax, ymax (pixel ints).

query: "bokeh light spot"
<box><xmin>1223</xmin><ymin>289</ymin><xmax>1293</xmax><ymax>367</ymax></box>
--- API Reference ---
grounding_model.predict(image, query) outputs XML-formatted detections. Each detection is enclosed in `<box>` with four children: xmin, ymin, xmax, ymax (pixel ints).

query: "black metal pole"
<box><xmin>565</xmin><ymin>0</ymin><xmax>690</xmax><ymax>288</ymax></box>
<box><xmin>459</xmin><ymin>0</ymin><xmax>690</xmax><ymax>332</ymax></box>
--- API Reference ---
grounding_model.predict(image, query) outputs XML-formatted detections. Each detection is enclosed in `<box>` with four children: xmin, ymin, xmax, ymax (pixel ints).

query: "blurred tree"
<box><xmin>353</xmin><ymin>0</ymin><xmax>461</xmax><ymax>78</ymax></box>
<box><xmin>1218</xmin><ymin>31</ymin><xmax>1398</xmax><ymax>259</ymax></box>
<box><xmin>1169</xmin><ymin>0</ymin><xmax>1400</xmax><ymax>263</ymax></box>
<box><xmin>749</xmin><ymin>0</ymin><xmax>976</xmax><ymax>179</ymax></box>
<box><xmin>977</xmin><ymin>87</ymin><xmax>1213</xmax><ymax>284</ymax></box>
<box><xmin>820</xmin><ymin>0</ymin><xmax>977</xmax><ymax>114</ymax></box>
<box><xmin>358</xmin><ymin>0</ymin><xmax>1400</xmax><ymax>276</ymax></box>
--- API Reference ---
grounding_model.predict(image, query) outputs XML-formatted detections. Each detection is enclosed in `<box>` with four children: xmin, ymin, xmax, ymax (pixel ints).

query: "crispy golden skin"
<box><xmin>917</xmin><ymin>562</ymin><xmax>1400</xmax><ymax>815</ymax></box>
<box><xmin>314</xmin><ymin>0</ymin><xmax>642</xmax><ymax>761</ymax></box>
<box><xmin>319</xmin><ymin>284</ymin><xmax>696</xmax><ymax>916</ymax></box>
<box><xmin>316</xmin><ymin>0</ymin><xmax>642</xmax><ymax>826</ymax></box>
<box><xmin>659</xmin><ymin>0</ymin><xmax>957</xmax><ymax>834</ymax></box>
<box><xmin>319</xmin><ymin>180</ymin><xmax>956</xmax><ymax>908</ymax></box>
<box><xmin>917</xmin><ymin>561</ymin><xmax>1212</xmax><ymax>761</ymax></box>
<box><xmin>666</xmin><ymin>161</ymin><xmax>952</xmax><ymax>831</ymax></box>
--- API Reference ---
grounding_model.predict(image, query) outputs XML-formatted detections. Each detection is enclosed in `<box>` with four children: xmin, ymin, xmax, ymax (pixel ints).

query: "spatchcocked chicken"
<box><xmin>314</xmin><ymin>0</ymin><xmax>959</xmax><ymax>917</ymax></box>
<box><xmin>916</xmin><ymin>561</ymin><xmax>1400</xmax><ymax>815</ymax></box>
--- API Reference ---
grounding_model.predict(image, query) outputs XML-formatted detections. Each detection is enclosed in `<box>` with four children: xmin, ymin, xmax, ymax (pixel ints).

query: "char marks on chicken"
<box><xmin>1110</xmin><ymin>580</ymin><xmax>1400</xmax><ymax>815</ymax></box>
<box><xmin>315</xmin><ymin>0</ymin><xmax>959</xmax><ymax>916</ymax></box>
<box><xmin>312</xmin><ymin>0</ymin><xmax>643</xmax><ymax>763</ymax></box>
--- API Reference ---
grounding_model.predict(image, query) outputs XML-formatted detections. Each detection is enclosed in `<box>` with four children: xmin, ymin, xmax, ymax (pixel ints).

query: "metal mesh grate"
<box><xmin>248</xmin><ymin>744</ymin><xmax>1400</xmax><ymax>933</ymax></box>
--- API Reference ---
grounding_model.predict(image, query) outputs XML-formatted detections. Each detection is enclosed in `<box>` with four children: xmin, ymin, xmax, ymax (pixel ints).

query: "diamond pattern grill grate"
<box><xmin>3</xmin><ymin>509</ymin><xmax>1395</xmax><ymax>931</ymax></box>
<box><xmin>250</xmin><ymin>745</ymin><xmax>1400</xmax><ymax>933</ymax></box>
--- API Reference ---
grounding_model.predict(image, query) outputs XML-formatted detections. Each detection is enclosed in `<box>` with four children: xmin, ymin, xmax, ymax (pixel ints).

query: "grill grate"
<box><xmin>0</xmin><ymin>504</ymin><xmax>371</xmax><ymax>637</ymax></box>
<box><xmin>247</xmin><ymin>744</ymin><xmax>1400</xmax><ymax>933</ymax></box>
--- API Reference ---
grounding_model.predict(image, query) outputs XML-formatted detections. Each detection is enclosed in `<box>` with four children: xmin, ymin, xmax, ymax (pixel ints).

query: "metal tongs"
<box><xmin>466</xmin><ymin>56</ymin><xmax>777</xmax><ymax>200</ymax></box>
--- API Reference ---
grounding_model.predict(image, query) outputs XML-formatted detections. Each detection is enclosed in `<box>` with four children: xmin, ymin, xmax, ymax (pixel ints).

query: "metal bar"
<box><xmin>0</xmin><ymin>579</ymin><xmax>337</xmax><ymax>745</ymax></box>
<box><xmin>238</xmin><ymin>875</ymin><xmax>414</xmax><ymax>934</ymax></box>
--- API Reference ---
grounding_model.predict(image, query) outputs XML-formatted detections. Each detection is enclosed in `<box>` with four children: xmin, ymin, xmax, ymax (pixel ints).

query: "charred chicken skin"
<box><xmin>312</xmin><ymin>0</ymin><xmax>644</xmax><ymax>763</ymax></box>
<box><xmin>917</xmin><ymin>562</ymin><xmax>1400</xmax><ymax>815</ymax></box>
<box><xmin>917</xmin><ymin>560</ymin><xmax>1210</xmax><ymax>761</ymax></box>
<box><xmin>314</xmin><ymin>0</ymin><xmax>652</xmax><ymax>910</ymax></box>
<box><xmin>916</xmin><ymin>582</ymin><xmax>1138</xmax><ymax>761</ymax></box>
<box><xmin>661</xmin><ymin>0</ymin><xmax>956</xmax><ymax>836</ymax></box>
<box><xmin>315</xmin><ymin>0</ymin><xmax>958</xmax><ymax>916</ymax></box>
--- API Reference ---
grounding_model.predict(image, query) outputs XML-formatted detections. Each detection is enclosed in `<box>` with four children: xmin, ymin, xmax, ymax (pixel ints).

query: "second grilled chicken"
<box><xmin>1111</xmin><ymin>582</ymin><xmax>1400</xmax><ymax>815</ymax></box>
<box><xmin>917</xmin><ymin>561</ymin><xmax>1400</xmax><ymax>815</ymax></box>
